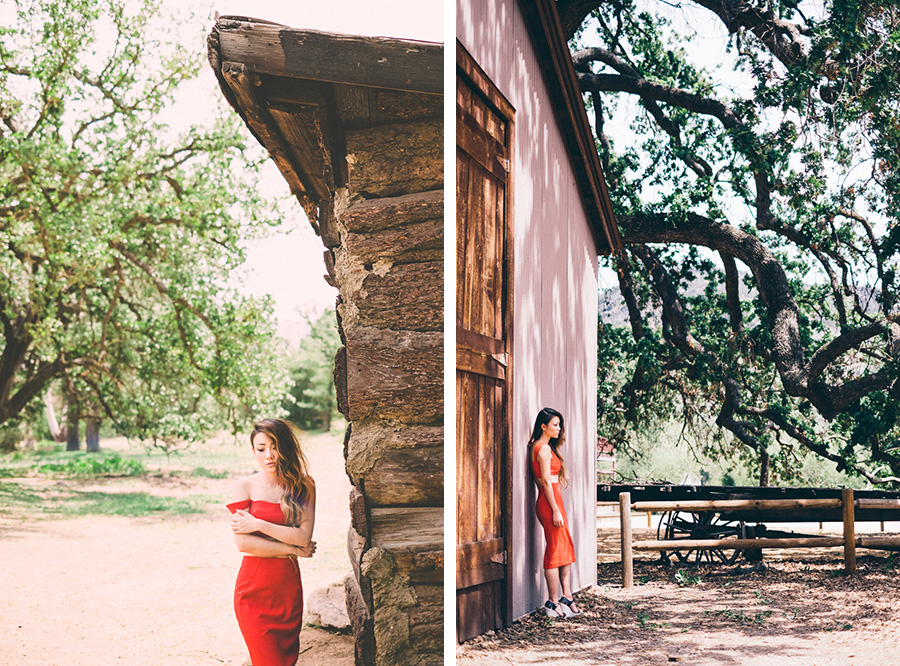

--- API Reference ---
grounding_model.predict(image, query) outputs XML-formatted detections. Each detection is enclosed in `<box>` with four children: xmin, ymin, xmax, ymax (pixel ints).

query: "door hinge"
<box><xmin>491</xmin><ymin>352</ymin><xmax>508</xmax><ymax>367</ymax></box>
<box><xmin>496</xmin><ymin>156</ymin><xmax>510</xmax><ymax>172</ymax></box>
<box><xmin>490</xmin><ymin>550</ymin><xmax>507</xmax><ymax>565</ymax></box>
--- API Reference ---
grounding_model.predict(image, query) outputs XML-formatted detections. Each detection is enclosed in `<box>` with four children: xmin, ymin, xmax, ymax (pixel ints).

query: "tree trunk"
<box><xmin>85</xmin><ymin>419</ymin><xmax>100</xmax><ymax>452</ymax></box>
<box><xmin>43</xmin><ymin>390</ymin><xmax>67</xmax><ymax>443</ymax></box>
<box><xmin>66</xmin><ymin>401</ymin><xmax>80</xmax><ymax>451</ymax></box>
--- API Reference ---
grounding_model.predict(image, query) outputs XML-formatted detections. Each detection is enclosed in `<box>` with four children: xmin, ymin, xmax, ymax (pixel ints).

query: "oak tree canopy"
<box><xmin>0</xmin><ymin>0</ymin><xmax>290</xmax><ymax>445</ymax></box>
<box><xmin>567</xmin><ymin>0</ymin><xmax>900</xmax><ymax>484</ymax></box>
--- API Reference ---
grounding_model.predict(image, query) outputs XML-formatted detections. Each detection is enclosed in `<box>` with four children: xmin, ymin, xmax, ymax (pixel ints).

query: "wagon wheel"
<box><xmin>657</xmin><ymin>511</ymin><xmax>746</xmax><ymax>564</ymax></box>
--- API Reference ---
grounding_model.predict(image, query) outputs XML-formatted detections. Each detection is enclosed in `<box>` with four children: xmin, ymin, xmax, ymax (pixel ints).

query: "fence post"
<box><xmin>620</xmin><ymin>492</ymin><xmax>633</xmax><ymax>588</ymax></box>
<box><xmin>842</xmin><ymin>488</ymin><xmax>856</xmax><ymax>574</ymax></box>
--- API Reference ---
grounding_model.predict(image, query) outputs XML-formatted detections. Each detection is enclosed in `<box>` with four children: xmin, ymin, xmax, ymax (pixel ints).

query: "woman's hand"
<box><xmin>292</xmin><ymin>540</ymin><xmax>317</xmax><ymax>558</ymax></box>
<box><xmin>552</xmin><ymin>509</ymin><xmax>564</xmax><ymax>527</ymax></box>
<box><xmin>231</xmin><ymin>509</ymin><xmax>262</xmax><ymax>535</ymax></box>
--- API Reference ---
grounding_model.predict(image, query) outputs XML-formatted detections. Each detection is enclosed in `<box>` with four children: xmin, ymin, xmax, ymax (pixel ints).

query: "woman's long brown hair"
<box><xmin>528</xmin><ymin>407</ymin><xmax>568</xmax><ymax>488</ymax></box>
<box><xmin>251</xmin><ymin>418</ymin><xmax>314</xmax><ymax>526</ymax></box>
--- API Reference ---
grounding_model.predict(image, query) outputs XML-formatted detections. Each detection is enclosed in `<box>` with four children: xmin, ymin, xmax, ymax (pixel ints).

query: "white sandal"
<box><xmin>543</xmin><ymin>600</ymin><xmax>566</xmax><ymax>618</ymax></box>
<box><xmin>559</xmin><ymin>596</ymin><xmax>581</xmax><ymax>617</ymax></box>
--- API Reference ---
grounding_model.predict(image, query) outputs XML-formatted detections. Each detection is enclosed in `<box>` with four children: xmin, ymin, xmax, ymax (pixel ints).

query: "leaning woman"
<box><xmin>227</xmin><ymin>418</ymin><xmax>317</xmax><ymax>666</ymax></box>
<box><xmin>529</xmin><ymin>407</ymin><xmax>581</xmax><ymax>618</ymax></box>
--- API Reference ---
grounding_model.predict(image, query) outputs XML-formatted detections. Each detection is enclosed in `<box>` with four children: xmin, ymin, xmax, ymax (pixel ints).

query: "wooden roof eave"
<box><xmin>517</xmin><ymin>0</ymin><xmax>623</xmax><ymax>255</ymax></box>
<box><xmin>208</xmin><ymin>16</ymin><xmax>445</xmax><ymax>225</ymax></box>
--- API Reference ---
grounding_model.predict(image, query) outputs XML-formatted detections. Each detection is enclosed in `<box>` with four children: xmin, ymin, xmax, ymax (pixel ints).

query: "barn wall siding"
<box><xmin>459</xmin><ymin>0</ymin><xmax>599</xmax><ymax>620</ymax></box>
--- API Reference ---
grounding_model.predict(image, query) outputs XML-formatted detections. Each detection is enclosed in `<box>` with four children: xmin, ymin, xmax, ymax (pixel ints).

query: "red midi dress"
<box><xmin>531</xmin><ymin>441</ymin><xmax>576</xmax><ymax>569</ymax></box>
<box><xmin>227</xmin><ymin>499</ymin><xmax>303</xmax><ymax>666</ymax></box>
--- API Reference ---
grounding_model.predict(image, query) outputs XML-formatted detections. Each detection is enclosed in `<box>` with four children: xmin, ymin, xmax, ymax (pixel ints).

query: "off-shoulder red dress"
<box><xmin>227</xmin><ymin>499</ymin><xmax>303</xmax><ymax>666</ymax></box>
<box><xmin>531</xmin><ymin>441</ymin><xmax>576</xmax><ymax>569</ymax></box>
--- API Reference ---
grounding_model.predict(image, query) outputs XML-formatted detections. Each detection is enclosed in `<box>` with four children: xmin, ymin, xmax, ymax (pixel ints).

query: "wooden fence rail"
<box><xmin>618</xmin><ymin>488</ymin><xmax>900</xmax><ymax>588</ymax></box>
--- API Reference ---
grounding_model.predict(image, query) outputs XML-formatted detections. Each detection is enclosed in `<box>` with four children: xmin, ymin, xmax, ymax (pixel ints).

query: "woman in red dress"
<box><xmin>227</xmin><ymin>418</ymin><xmax>317</xmax><ymax>666</ymax></box>
<box><xmin>529</xmin><ymin>407</ymin><xmax>581</xmax><ymax>619</ymax></box>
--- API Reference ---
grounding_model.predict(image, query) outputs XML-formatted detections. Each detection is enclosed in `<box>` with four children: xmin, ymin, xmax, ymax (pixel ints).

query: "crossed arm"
<box><xmin>230</xmin><ymin>480</ymin><xmax>317</xmax><ymax>558</ymax></box>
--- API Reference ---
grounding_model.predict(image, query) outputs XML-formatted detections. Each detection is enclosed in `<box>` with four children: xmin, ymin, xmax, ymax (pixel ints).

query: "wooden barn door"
<box><xmin>456</xmin><ymin>42</ymin><xmax>515</xmax><ymax>642</ymax></box>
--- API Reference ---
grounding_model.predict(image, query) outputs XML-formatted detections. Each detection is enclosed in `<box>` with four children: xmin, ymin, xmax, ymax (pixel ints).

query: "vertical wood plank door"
<box><xmin>456</xmin><ymin>43</ymin><xmax>515</xmax><ymax>643</ymax></box>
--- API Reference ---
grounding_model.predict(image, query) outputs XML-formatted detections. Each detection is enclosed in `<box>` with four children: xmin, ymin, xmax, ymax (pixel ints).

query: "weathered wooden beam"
<box><xmin>268</xmin><ymin>104</ymin><xmax>334</xmax><ymax>200</ymax></box>
<box><xmin>343</xmin><ymin>261</ymin><xmax>443</xmax><ymax>332</ymax></box>
<box><xmin>362</xmin><ymin>447</ymin><xmax>443</xmax><ymax>506</ymax></box>
<box><xmin>855</xmin><ymin>498</ymin><xmax>900</xmax><ymax>509</ymax></box>
<box><xmin>632</xmin><ymin>498</ymin><xmax>842</xmax><ymax>512</ymax></box>
<box><xmin>338</xmin><ymin>190</ymin><xmax>443</xmax><ymax>233</ymax></box>
<box><xmin>334</xmin><ymin>85</ymin><xmax>442</xmax><ymax>130</ymax></box>
<box><xmin>369</xmin><ymin>506</ymin><xmax>442</xmax><ymax>551</ymax></box>
<box><xmin>215</xmin><ymin>18</ymin><xmax>442</xmax><ymax>95</ymax></box>
<box><xmin>219</xmin><ymin>61</ymin><xmax>308</xmax><ymax>198</ymax></box>
<box><xmin>346</xmin><ymin>119</ymin><xmax>443</xmax><ymax>198</ymax></box>
<box><xmin>620</xmin><ymin>492</ymin><xmax>633</xmax><ymax>588</ymax></box>
<box><xmin>857</xmin><ymin>536</ymin><xmax>900</xmax><ymax>548</ymax></box>
<box><xmin>632</xmin><ymin>537</ymin><xmax>846</xmax><ymax>551</ymax></box>
<box><xmin>343</xmin><ymin>327</ymin><xmax>442</xmax><ymax>425</ymax></box>
<box><xmin>341</xmin><ymin>218</ymin><xmax>442</xmax><ymax>265</ymax></box>
<box><xmin>843</xmin><ymin>487</ymin><xmax>857</xmax><ymax>574</ymax></box>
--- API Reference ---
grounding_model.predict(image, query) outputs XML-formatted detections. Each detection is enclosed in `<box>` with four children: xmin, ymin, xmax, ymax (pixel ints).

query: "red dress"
<box><xmin>227</xmin><ymin>499</ymin><xmax>303</xmax><ymax>666</ymax></box>
<box><xmin>531</xmin><ymin>441</ymin><xmax>576</xmax><ymax>569</ymax></box>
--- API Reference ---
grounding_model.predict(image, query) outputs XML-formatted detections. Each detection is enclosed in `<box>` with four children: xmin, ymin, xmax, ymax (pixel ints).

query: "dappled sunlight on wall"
<box><xmin>460</xmin><ymin>0</ymin><xmax>600</xmax><ymax>620</ymax></box>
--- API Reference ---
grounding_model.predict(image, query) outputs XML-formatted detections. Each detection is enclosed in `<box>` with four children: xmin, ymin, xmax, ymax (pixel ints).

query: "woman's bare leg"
<box><xmin>544</xmin><ymin>566</ymin><xmax>560</xmax><ymax>603</ymax></box>
<box><xmin>558</xmin><ymin>563</ymin><xmax>579</xmax><ymax>613</ymax></box>
<box><xmin>559</xmin><ymin>563</ymin><xmax>572</xmax><ymax>598</ymax></box>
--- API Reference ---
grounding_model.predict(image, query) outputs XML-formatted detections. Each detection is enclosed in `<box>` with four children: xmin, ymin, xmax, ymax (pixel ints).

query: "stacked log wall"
<box><xmin>324</xmin><ymin>117</ymin><xmax>443</xmax><ymax>666</ymax></box>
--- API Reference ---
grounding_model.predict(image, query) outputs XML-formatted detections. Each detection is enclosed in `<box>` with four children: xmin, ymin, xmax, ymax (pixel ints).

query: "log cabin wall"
<box><xmin>208</xmin><ymin>19</ymin><xmax>442</xmax><ymax>666</ymax></box>
<box><xmin>458</xmin><ymin>0</ymin><xmax>601</xmax><ymax>621</ymax></box>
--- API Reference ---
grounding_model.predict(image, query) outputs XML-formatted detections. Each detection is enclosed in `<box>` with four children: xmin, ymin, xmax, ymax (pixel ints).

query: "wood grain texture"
<box><xmin>343</xmin><ymin>327</ymin><xmax>442</xmax><ymax>425</ymax></box>
<box><xmin>216</xmin><ymin>18</ymin><xmax>442</xmax><ymax>94</ymax></box>
<box><xmin>346</xmin><ymin>120</ymin><xmax>443</xmax><ymax>198</ymax></box>
<box><xmin>338</xmin><ymin>189</ymin><xmax>443</xmax><ymax>234</ymax></box>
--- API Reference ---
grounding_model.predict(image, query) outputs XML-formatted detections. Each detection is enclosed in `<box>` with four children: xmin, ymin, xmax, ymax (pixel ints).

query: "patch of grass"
<box><xmin>190</xmin><ymin>466</ymin><xmax>229</xmax><ymax>479</ymax></box>
<box><xmin>37</xmin><ymin>453</ymin><xmax>145</xmax><ymax>478</ymax></box>
<box><xmin>0</xmin><ymin>480</ymin><xmax>43</xmax><ymax>508</ymax></box>
<box><xmin>753</xmin><ymin>590</ymin><xmax>774</xmax><ymax>604</ymax></box>
<box><xmin>674</xmin><ymin>569</ymin><xmax>702</xmax><ymax>587</ymax></box>
<box><xmin>0</xmin><ymin>479</ymin><xmax>206</xmax><ymax>517</ymax></box>
<box><xmin>54</xmin><ymin>490</ymin><xmax>205</xmax><ymax>517</ymax></box>
<box><xmin>710</xmin><ymin>608</ymin><xmax>773</xmax><ymax>626</ymax></box>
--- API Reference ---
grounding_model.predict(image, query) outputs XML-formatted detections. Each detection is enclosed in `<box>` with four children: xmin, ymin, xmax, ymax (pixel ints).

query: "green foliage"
<box><xmin>36</xmin><ymin>452</ymin><xmax>144</xmax><ymax>477</ymax></box>
<box><xmin>0</xmin><ymin>0</ymin><xmax>290</xmax><ymax>445</ymax></box>
<box><xmin>282</xmin><ymin>309</ymin><xmax>340</xmax><ymax>431</ymax></box>
<box><xmin>581</xmin><ymin>1</ymin><xmax>900</xmax><ymax>485</ymax></box>
<box><xmin>674</xmin><ymin>569</ymin><xmax>702</xmax><ymax>587</ymax></box>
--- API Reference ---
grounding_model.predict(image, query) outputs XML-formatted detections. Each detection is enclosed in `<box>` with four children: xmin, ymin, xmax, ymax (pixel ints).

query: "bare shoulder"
<box><xmin>231</xmin><ymin>474</ymin><xmax>255</xmax><ymax>501</ymax></box>
<box><xmin>534</xmin><ymin>442</ymin><xmax>551</xmax><ymax>460</ymax></box>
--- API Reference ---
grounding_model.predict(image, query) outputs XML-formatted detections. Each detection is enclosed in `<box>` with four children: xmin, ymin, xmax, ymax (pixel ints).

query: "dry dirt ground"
<box><xmin>0</xmin><ymin>437</ymin><xmax>354</xmax><ymax>666</ymax></box>
<box><xmin>458</xmin><ymin>527</ymin><xmax>900</xmax><ymax>665</ymax></box>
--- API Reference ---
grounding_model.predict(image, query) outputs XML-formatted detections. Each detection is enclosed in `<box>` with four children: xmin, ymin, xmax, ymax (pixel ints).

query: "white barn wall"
<box><xmin>459</xmin><ymin>0</ymin><xmax>600</xmax><ymax>620</ymax></box>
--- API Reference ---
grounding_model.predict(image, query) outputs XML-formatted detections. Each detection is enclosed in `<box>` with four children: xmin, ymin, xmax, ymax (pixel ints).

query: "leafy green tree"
<box><xmin>0</xmin><ymin>0</ymin><xmax>289</xmax><ymax>447</ymax></box>
<box><xmin>283</xmin><ymin>309</ymin><xmax>340</xmax><ymax>431</ymax></box>
<box><xmin>565</xmin><ymin>0</ymin><xmax>900</xmax><ymax>484</ymax></box>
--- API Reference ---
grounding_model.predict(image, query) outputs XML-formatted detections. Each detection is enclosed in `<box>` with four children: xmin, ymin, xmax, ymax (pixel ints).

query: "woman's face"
<box><xmin>252</xmin><ymin>431</ymin><xmax>279</xmax><ymax>474</ymax></box>
<box><xmin>541</xmin><ymin>416</ymin><xmax>561</xmax><ymax>439</ymax></box>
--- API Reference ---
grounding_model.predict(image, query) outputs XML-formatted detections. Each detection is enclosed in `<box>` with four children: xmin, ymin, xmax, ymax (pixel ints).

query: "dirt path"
<box><xmin>458</xmin><ymin>527</ymin><xmax>900</xmax><ymax>665</ymax></box>
<box><xmin>0</xmin><ymin>439</ymin><xmax>354</xmax><ymax>666</ymax></box>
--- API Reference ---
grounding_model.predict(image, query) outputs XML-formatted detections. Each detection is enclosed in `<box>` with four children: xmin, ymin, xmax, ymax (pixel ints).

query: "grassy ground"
<box><xmin>0</xmin><ymin>422</ymin><xmax>346</xmax><ymax>519</ymax></box>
